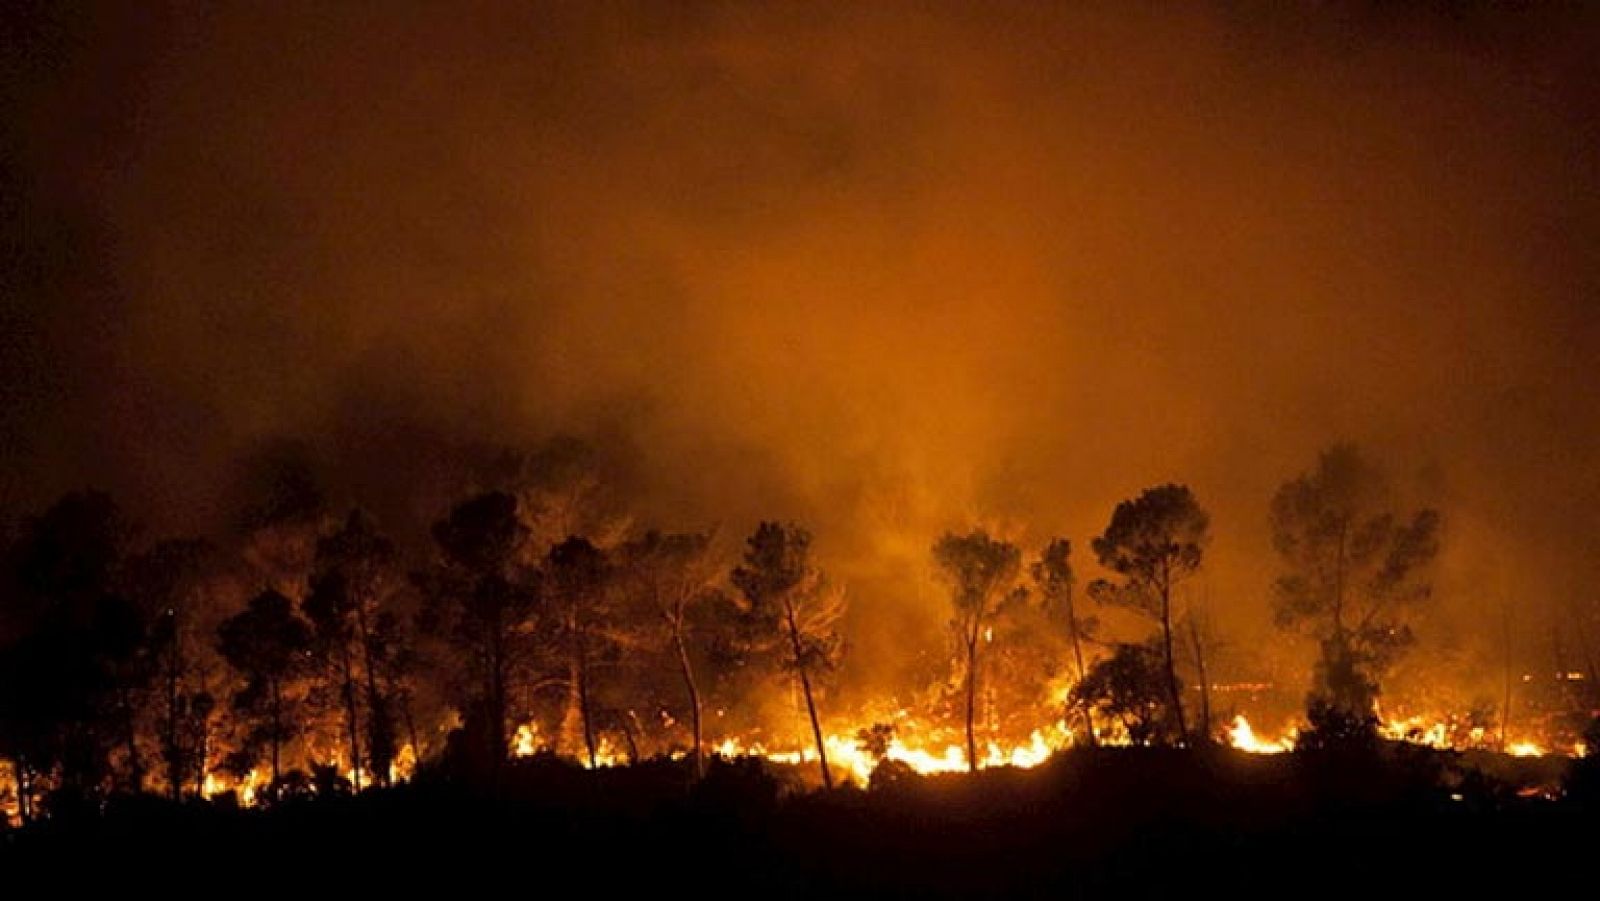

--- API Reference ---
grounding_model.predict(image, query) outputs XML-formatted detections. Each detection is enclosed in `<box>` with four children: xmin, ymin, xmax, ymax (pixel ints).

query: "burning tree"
<box><xmin>1269</xmin><ymin>445</ymin><xmax>1440</xmax><ymax>746</ymax></box>
<box><xmin>732</xmin><ymin>522</ymin><xmax>843</xmax><ymax>788</ymax></box>
<box><xmin>1069</xmin><ymin>642</ymin><xmax>1174</xmax><ymax>746</ymax></box>
<box><xmin>1088</xmin><ymin>484</ymin><xmax>1210</xmax><ymax>746</ymax></box>
<box><xmin>545</xmin><ymin>535</ymin><xmax>615</xmax><ymax>768</ymax></box>
<box><xmin>0</xmin><ymin>491</ymin><xmax>147</xmax><ymax>818</ymax></box>
<box><xmin>1031</xmin><ymin>538</ymin><xmax>1098</xmax><ymax>746</ymax></box>
<box><xmin>217</xmin><ymin>588</ymin><xmax>311</xmax><ymax>792</ymax></box>
<box><xmin>1267</xmin><ymin>444</ymin><xmax>1446</xmax><ymax>748</ymax></box>
<box><xmin>122</xmin><ymin>538</ymin><xmax>225</xmax><ymax>800</ymax></box>
<box><xmin>933</xmin><ymin>530</ymin><xmax>1023</xmax><ymax>771</ymax></box>
<box><xmin>421</xmin><ymin>491</ymin><xmax>538</xmax><ymax>774</ymax></box>
<box><xmin>303</xmin><ymin>510</ymin><xmax>403</xmax><ymax>788</ymax></box>
<box><xmin>616</xmin><ymin>529</ymin><xmax>723</xmax><ymax>777</ymax></box>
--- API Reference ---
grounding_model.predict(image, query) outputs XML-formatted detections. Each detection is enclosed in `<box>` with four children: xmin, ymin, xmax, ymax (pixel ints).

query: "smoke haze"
<box><xmin>4</xmin><ymin>2</ymin><xmax>1598</xmax><ymax>703</ymax></box>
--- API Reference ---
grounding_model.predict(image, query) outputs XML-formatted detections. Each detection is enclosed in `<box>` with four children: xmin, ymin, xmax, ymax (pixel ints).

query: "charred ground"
<box><xmin>6</xmin><ymin>745</ymin><xmax>1598</xmax><ymax>895</ymax></box>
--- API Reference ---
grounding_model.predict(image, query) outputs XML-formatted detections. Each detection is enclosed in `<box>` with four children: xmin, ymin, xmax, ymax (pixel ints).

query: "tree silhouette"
<box><xmin>1088</xmin><ymin>484</ymin><xmax>1209</xmax><ymax>745</ymax></box>
<box><xmin>1032</xmin><ymin>538</ymin><xmax>1098</xmax><ymax>746</ymax></box>
<box><xmin>0</xmin><ymin>491</ymin><xmax>145</xmax><ymax>816</ymax></box>
<box><xmin>1069</xmin><ymin>642</ymin><xmax>1174</xmax><ymax>746</ymax></box>
<box><xmin>546</xmin><ymin>535</ymin><xmax>614</xmax><ymax>768</ymax></box>
<box><xmin>217</xmin><ymin>589</ymin><xmax>311</xmax><ymax>791</ymax></box>
<box><xmin>421</xmin><ymin>491</ymin><xmax>538</xmax><ymax>773</ymax></box>
<box><xmin>617</xmin><ymin>529</ymin><xmax>723</xmax><ymax>777</ymax></box>
<box><xmin>122</xmin><ymin>538</ymin><xmax>222</xmax><ymax>800</ymax></box>
<box><xmin>304</xmin><ymin>510</ymin><xmax>402</xmax><ymax>788</ymax></box>
<box><xmin>731</xmin><ymin>522</ymin><xmax>843</xmax><ymax>788</ymax></box>
<box><xmin>1269</xmin><ymin>445</ymin><xmax>1440</xmax><ymax>744</ymax></box>
<box><xmin>933</xmin><ymin>530</ymin><xmax>1023</xmax><ymax>771</ymax></box>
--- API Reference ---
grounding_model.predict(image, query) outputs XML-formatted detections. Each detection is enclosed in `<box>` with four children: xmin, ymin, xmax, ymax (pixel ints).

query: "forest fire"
<box><xmin>0</xmin><ymin>452</ymin><xmax>1593</xmax><ymax>821</ymax></box>
<box><xmin>2</xmin><ymin>3</ymin><xmax>1599</xmax><ymax>893</ymax></box>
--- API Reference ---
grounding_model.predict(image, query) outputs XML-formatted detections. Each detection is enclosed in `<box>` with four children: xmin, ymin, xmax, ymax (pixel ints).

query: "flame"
<box><xmin>391</xmin><ymin>743</ymin><xmax>418</xmax><ymax>783</ymax></box>
<box><xmin>712</xmin><ymin>722</ymin><xmax>1069</xmax><ymax>785</ymax></box>
<box><xmin>0</xmin><ymin>758</ymin><xmax>19</xmax><ymax>827</ymax></box>
<box><xmin>513</xmin><ymin>722</ymin><xmax>541</xmax><ymax>757</ymax></box>
<box><xmin>1505</xmin><ymin>741</ymin><xmax>1544</xmax><ymax>758</ymax></box>
<box><xmin>1228</xmin><ymin>715</ymin><xmax>1293</xmax><ymax>754</ymax></box>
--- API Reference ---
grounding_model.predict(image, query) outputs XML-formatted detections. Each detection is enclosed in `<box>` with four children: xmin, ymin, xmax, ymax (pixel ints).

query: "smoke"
<box><xmin>4</xmin><ymin>2</ymin><xmax>1598</xmax><ymax>702</ymax></box>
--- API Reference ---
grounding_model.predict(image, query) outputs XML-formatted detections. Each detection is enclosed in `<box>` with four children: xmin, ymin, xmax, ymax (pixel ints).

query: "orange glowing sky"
<box><xmin>3</xmin><ymin>2</ymin><xmax>1598</xmax><ymax>706</ymax></box>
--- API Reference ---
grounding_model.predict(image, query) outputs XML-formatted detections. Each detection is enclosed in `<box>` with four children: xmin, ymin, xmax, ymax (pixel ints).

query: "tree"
<box><xmin>546</xmin><ymin>536</ymin><xmax>613</xmax><ymax>768</ymax></box>
<box><xmin>217</xmin><ymin>589</ymin><xmax>311</xmax><ymax>789</ymax></box>
<box><xmin>303</xmin><ymin>510</ymin><xmax>402</xmax><ymax>788</ymax></box>
<box><xmin>1069</xmin><ymin>642</ymin><xmax>1175</xmax><ymax>746</ymax></box>
<box><xmin>1269</xmin><ymin>445</ymin><xmax>1440</xmax><ymax>742</ymax></box>
<box><xmin>121</xmin><ymin>538</ymin><xmax>223</xmax><ymax>800</ymax></box>
<box><xmin>491</xmin><ymin>437</ymin><xmax>633</xmax><ymax>560</ymax></box>
<box><xmin>1088</xmin><ymin>484</ymin><xmax>1210</xmax><ymax>745</ymax></box>
<box><xmin>0</xmin><ymin>491</ymin><xmax>146</xmax><ymax>816</ymax></box>
<box><xmin>933</xmin><ymin>530</ymin><xmax>1023</xmax><ymax>771</ymax></box>
<box><xmin>731</xmin><ymin>522</ymin><xmax>843</xmax><ymax>788</ymax></box>
<box><xmin>617</xmin><ymin>530</ymin><xmax>722</xmax><ymax>777</ymax></box>
<box><xmin>1182</xmin><ymin>603</ymin><xmax>1219</xmax><ymax>743</ymax></box>
<box><xmin>1032</xmin><ymin>538</ymin><xmax>1098</xmax><ymax>746</ymax></box>
<box><xmin>421</xmin><ymin>491</ymin><xmax>538</xmax><ymax>773</ymax></box>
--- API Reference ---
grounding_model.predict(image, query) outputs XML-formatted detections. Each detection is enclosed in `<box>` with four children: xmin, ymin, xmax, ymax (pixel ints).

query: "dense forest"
<box><xmin>3</xmin><ymin>438</ymin><xmax>1596</xmax><ymax>831</ymax></box>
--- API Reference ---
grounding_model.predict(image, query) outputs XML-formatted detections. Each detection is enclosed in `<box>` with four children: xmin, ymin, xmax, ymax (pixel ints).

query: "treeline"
<box><xmin>0</xmin><ymin>441</ymin><xmax>1456</xmax><ymax>822</ymax></box>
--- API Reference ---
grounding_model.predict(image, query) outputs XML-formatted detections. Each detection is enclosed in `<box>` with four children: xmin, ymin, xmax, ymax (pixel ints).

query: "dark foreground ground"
<box><xmin>6</xmin><ymin>746</ymin><xmax>1598</xmax><ymax>896</ymax></box>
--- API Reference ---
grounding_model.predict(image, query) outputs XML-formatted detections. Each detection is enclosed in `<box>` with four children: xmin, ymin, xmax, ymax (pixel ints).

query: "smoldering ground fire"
<box><xmin>1</xmin><ymin>1</ymin><xmax>1599</xmax><ymax>890</ymax></box>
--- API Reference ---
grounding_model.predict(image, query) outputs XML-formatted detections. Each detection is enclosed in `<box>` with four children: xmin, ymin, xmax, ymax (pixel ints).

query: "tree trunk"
<box><xmin>486</xmin><ymin>605</ymin><xmax>507</xmax><ymax>772</ymax></box>
<box><xmin>118</xmin><ymin>683</ymin><xmax>143</xmax><ymax>792</ymax></box>
<box><xmin>1064</xmin><ymin>585</ymin><xmax>1097</xmax><ymax>747</ymax></box>
<box><xmin>1158</xmin><ymin>567</ymin><xmax>1188</xmax><ymax>744</ymax></box>
<box><xmin>784</xmin><ymin>600</ymin><xmax>832</xmax><ymax>788</ymax></box>
<box><xmin>1500</xmin><ymin>602</ymin><xmax>1513</xmax><ymax>748</ymax></box>
<box><xmin>577</xmin><ymin>629</ymin><xmax>598</xmax><ymax>769</ymax></box>
<box><xmin>1332</xmin><ymin>519</ymin><xmax>1347</xmax><ymax>641</ymax></box>
<box><xmin>1188</xmin><ymin>615</ymin><xmax>1211</xmax><ymax>742</ymax></box>
<box><xmin>964</xmin><ymin>630</ymin><xmax>981</xmax><ymax>772</ymax></box>
<box><xmin>165</xmin><ymin>632</ymin><xmax>183</xmax><ymax>800</ymax></box>
<box><xmin>397</xmin><ymin>684</ymin><xmax>421</xmax><ymax>770</ymax></box>
<box><xmin>269</xmin><ymin>678</ymin><xmax>283</xmax><ymax>786</ymax></box>
<box><xmin>16</xmin><ymin>761</ymin><xmax>32</xmax><ymax>825</ymax></box>
<box><xmin>354</xmin><ymin>601</ymin><xmax>389</xmax><ymax>786</ymax></box>
<box><xmin>673</xmin><ymin>626</ymin><xmax>704</xmax><ymax>778</ymax></box>
<box><xmin>340</xmin><ymin>643</ymin><xmax>363</xmax><ymax>791</ymax></box>
<box><xmin>619</xmin><ymin>715</ymin><xmax>639</xmax><ymax>764</ymax></box>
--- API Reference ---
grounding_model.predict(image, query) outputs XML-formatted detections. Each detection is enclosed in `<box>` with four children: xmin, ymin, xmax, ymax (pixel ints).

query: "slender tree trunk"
<box><xmin>784</xmin><ymin>600</ymin><xmax>831</xmax><ymax>788</ymax></box>
<box><xmin>339</xmin><ymin>643</ymin><xmax>363</xmax><ymax>790</ymax></box>
<box><xmin>194</xmin><ymin>673</ymin><xmax>211</xmax><ymax>797</ymax></box>
<box><xmin>269</xmin><ymin>678</ymin><xmax>283</xmax><ymax>786</ymax></box>
<box><xmin>964</xmin><ymin>629</ymin><xmax>981</xmax><ymax>772</ymax></box>
<box><xmin>1501</xmin><ymin>601</ymin><xmax>1514</xmax><ymax>749</ymax></box>
<box><xmin>673</xmin><ymin>625</ymin><xmax>704</xmax><ymax>778</ymax></box>
<box><xmin>577</xmin><ymin>628</ymin><xmax>598</xmax><ymax>769</ymax></box>
<box><xmin>16</xmin><ymin>761</ymin><xmax>32</xmax><ymax>825</ymax></box>
<box><xmin>165</xmin><ymin>630</ymin><xmax>183</xmax><ymax>800</ymax></box>
<box><xmin>195</xmin><ymin>715</ymin><xmax>210</xmax><ymax>797</ymax></box>
<box><xmin>1332</xmin><ymin>520</ymin><xmax>1347</xmax><ymax>641</ymax></box>
<box><xmin>1188</xmin><ymin>615</ymin><xmax>1211</xmax><ymax>742</ymax></box>
<box><xmin>1064</xmin><ymin>585</ymin><xmax>1097</xmax><ymax>747</ymax></box>
<box><xmin>1158</xmin><ymin>565</ymin><xmax>1188</xmax><ymax>744</ymax></box>
<box><xmin>486</xmin><ymin>602</ymin><xmax>507</xmax><ymax>772</ymax></box>
<box><xmin>396</xmin><ymin>684</ymin><xmax>420</xmax><ymax>769</ymax></box>
<box><xmin>116</xmin><ymin>682</ymin><xmax>143</xmax><ymax>792</ymax></box>
<box><xmin>354</xmin><ymin>602</ymin><xmax>389</xmax><ymax>786</ymax></box>
<box><xmin>619</xmin><ymin>715</ymin><xmax>639</xmax><ymax>764</ymax></box>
